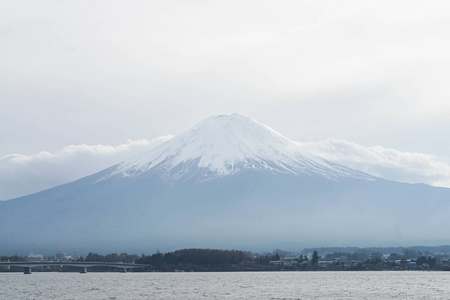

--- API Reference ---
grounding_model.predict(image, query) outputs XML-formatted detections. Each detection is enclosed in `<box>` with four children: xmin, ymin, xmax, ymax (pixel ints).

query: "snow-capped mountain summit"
<box><xmin>105</xmin><ymin>113</ymin><xmax>372</xmax><ymax>181</ymax></box>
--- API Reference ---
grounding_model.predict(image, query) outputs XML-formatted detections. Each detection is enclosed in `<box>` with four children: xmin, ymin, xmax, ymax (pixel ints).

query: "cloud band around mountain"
<box><xmin>0</xmin><ymin>136</ymin><xmax>172</xmax><ymax>200</ymax></box>
<box><xmin>295</xmin><ymin>139</ymin><xmax>450</xmax><ymax>188</ymax></box>
<box><xmin>1</xmin><ymin>136</ymin><xmax>450</xmax><ymax>200</ymax></box>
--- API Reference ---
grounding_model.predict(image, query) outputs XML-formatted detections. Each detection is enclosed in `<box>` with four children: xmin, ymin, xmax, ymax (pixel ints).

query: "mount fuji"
<box><xmin>1</xmin><ymin>114</ymin><xmax>450</xmax><ymax>254</ymax></box>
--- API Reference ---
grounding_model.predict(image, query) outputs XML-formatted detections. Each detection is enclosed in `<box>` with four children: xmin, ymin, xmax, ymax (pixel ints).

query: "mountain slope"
<box><xmin>1</xmin><ymin>114</ymin><xmax>449</xmax><ymax>254</ymax></box>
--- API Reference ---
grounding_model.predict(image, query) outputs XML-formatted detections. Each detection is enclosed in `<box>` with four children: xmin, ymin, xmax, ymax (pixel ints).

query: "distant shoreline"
<box><xmin>3</xmin><ymin>247</ymin><xmax>450</xmax><ymax>273</ymax></box>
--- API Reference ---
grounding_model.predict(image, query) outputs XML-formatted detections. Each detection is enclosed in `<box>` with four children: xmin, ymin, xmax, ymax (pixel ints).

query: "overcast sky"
<box><xmin>2</xmin><ymin>0</ymin><xmax>450</xmax><ymax>200</ymax></box>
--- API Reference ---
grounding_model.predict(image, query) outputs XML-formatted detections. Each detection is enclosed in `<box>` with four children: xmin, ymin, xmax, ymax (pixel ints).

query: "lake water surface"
<box><xmin>1</xmin><ymin>271</ymin><xmax>450</xmax><ymax>299</ymax></box>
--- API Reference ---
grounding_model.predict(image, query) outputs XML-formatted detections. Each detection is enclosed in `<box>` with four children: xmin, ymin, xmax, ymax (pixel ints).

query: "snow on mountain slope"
<box><xmin>102</xmin><ymin>114</ymin><xmax>374</xmax><ymax>182</ymax></box>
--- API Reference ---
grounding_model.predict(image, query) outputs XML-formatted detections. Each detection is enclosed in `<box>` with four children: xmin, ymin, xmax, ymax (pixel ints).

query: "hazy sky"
<box><xmin>2</xmin><ymin>0</ymin><xmax>450</xmax><ymax>199</ymax></box>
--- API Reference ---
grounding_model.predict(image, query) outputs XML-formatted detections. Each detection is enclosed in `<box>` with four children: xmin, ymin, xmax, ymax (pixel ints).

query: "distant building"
<box><xmin>27</xmin><ymin>252</ymin><xmax>43</xmax><ymax>261</ymax></box>
<box><xmin>318</xmin><ymin>261</ymin><xmax>334</xmax><ymax>269</ymax></box>
<box><xmin>56</xmin><ymin>251</ymin><xmax>66</xmax><ymax>261</ymax></box>
<box><xmin>408</xmin><ymin>262</ymin><xmax>417</xmax><ymax>269</ymax></box>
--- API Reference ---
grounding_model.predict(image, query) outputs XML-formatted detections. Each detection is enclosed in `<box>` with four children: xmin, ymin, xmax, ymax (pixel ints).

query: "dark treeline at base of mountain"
<box><xmin>4</xmin><ymin>247</ymin><xmax>450</xmax><ymax>272</ymax></box>
<box><xmin>136</xmin><ymin>249</ymin><xmax>252</xmax><ymax>271</ymax></box>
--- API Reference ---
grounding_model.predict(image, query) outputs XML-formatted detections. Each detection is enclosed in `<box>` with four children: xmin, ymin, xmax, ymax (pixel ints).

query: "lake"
<box><xmin>1</xmin><ymin>271</ymin><xmax>450</xmax><ymax>299</ymax></box>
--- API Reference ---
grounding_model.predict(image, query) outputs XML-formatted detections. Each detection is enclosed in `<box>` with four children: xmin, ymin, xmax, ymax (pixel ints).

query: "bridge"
<box><xmin>0</xmin><ymin>261</ymin><xmax>150</xmax><ymax>274</ymax></box>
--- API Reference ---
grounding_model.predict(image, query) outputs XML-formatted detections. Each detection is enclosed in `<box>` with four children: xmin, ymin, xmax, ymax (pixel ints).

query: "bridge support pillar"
<box><xmin>24</xmin><ymin>267</ymin><xmax>32</xmax><ymax>274</ymax></box>
<box><xmin>120</xmin><ymin>268</ymin><xmax>127</xmax><ymax>273</ymax></box>
<box><xmin>80</xmin><ymin>267</ymin><xmax>87</xmax><ymax>273</ymax></box>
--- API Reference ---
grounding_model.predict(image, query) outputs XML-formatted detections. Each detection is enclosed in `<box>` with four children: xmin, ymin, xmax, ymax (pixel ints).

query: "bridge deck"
<box><xmin>0</xmin><ymin>261</ymin><xmax>149</xmax><ymax>273</ymax></box>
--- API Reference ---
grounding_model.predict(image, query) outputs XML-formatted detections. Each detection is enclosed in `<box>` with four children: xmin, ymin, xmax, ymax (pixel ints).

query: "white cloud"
<box><xmin>295</xmin><ymin>139</ymin><xmax>450</xmax><ymax>188</ymax></box>
<box><xmin>0</xmin><ymin>136</ymin><xmax>172</xmax><ymax>200</ymax></box>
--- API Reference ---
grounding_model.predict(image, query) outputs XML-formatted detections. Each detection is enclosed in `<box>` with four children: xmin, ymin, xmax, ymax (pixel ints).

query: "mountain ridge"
<box><xmin>1</xmin><ymin>114</ymin><xmax>450</xmax><ymax>254</ymax></box>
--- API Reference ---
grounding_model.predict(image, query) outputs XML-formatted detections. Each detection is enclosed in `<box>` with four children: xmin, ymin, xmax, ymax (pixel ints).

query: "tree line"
<box><xmin>136</xmin><ymin>248</ymin><xmax>253</xmax><ymax>271</ymax></box>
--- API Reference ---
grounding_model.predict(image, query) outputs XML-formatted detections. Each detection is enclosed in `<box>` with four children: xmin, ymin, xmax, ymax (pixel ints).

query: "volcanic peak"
<box><xmin>103</xmin><ymin>114</ymin><xmax>374</xmax><ymax>181</ymax></box>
